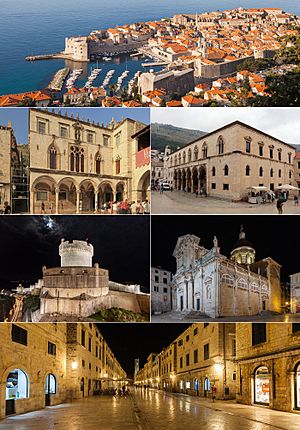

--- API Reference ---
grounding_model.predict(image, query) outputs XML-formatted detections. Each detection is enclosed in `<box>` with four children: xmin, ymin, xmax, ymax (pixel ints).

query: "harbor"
<box><xmin>47</xmin><ymin>67</ymin><xmax>69</xmax><ymax>91</ymax></box>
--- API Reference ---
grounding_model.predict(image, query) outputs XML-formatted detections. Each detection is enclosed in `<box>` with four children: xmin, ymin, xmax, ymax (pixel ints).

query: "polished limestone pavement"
<box><xmin>1</xmin><ymin>388</ymin><xmax>300</xmax><ymax>430</ymax></box>
<box><xmin>151</xmin><ymin>191</ymin><xmax>300</xmax><ymax>214</ymax></box>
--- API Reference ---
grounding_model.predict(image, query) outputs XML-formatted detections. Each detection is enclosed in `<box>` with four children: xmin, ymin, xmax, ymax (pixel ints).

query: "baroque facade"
<box><xmin>28</xmin><ymin>238</ymin><xmax>149</xmax><ymax>321</ymax></box>
<box><xmin>0</xmin><ymin>323</ymin><xmax>126</xmax><ymax>419</ymax></box>
<box><xmin>163</xmin><ymin>120</ymin><xmax>296</xmax><ymax>201</ymax></box>
<box><xmin>28</xmin><ymin>108</ymin><xmax>150</xmax><ymax>214</ymax></box>
<box><xmin>171</xmin><ymin>227</ymin><xmax>282</xmax><ymax>318</ymax></box>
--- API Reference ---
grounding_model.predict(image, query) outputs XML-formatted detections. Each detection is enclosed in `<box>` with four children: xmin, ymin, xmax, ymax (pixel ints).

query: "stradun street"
<box><xmin>1</xmin><ymin>388</ymin><xmax>300</xmax><ymax>430</ymax></box>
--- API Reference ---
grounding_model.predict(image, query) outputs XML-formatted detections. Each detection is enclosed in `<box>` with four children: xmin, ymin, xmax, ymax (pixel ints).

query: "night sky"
<box><xmin>99</xmin><ymin>323</ymin><xmax>190</xmax><ymax>376</ymax></box>
<box><xmin>0</xmin><ymin>216</ymin><xmax>149</xmax><ymax>292</ymax></box>
<box><xmin>151</xmin><ymin>215</ymin><xmax>299</xmax><ymax>283</ymax></box>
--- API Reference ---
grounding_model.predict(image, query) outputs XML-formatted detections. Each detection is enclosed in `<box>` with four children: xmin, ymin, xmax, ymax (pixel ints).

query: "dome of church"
<box><xmin>230</xmin><ymin>226</ymin><xmax>255</xmax><ymax>265</ymax></box>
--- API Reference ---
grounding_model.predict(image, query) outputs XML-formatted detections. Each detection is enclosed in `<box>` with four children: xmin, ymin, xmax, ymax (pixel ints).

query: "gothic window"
<box><xmin>95</xmin><ymin>152</ymin><xmax>102</xmax><ymax>174</ymax></box>
<box><xmin>212</xmin><ymin>166</ymin><xmax>216</xmax><ymax>176</ymax></box>
<box><xmin>49</xmin><ymin>145</ymin><xmax>57</xmax><ymax>169</ymax></box>
<box><xmin>202</xmin><ymin>143</ymin><xmax>207</xmax><ymax>159</ymax></box>
<box><xmin>175</xmin><ymin>155</ymin><xmax>178</xmax><ymax>165</ymax></box>
<box><xmin>183</xmin><ymin>152</ymin><xmax>186</xmax><ymax>163</ymax></box>
<box><xmin>217</xmin><ymin>136</ymin><xmax>224</xmax><ymax>154</ymax></box>
<box><xmin>70</xmin><ymin>146</ymin><xmax>85</xmax><ymax>173</ymax></box>
<box><xmin>259</xmin><ymin>144</ymin><xmax>264</xmax><ymax>157</ymax></box>
<box><xmin>259</xmin><ymin>166</ymin><xmax>263</xmax><ymax>177</ymax></box>
<box><xmin>116</xmin><ymin>158</ymin><xmax>121</xmax><ymax>174</ymax></box>
<box><xmin>269</xmin><ymin>146</ymin><xmax>274</xmax><ymax>159</ymax></box>
<box><xmin>278</xmin><ymin>149</ymin><xmax>282</xmax><ymax>161</ymax></box>
<box><xmin>270</xmin><ymin>168</ymin><xmax>273</xmax><ymax>178</ymax></box>
<box><xmin>194</xmin><ymin>146</ymin><xmax>199</xmax><ymax>161</ymax></box>
<box><xmin>288</xmin><ymin>153</ymin><xmax>292</xmax><ymax>164</ymax></box>
<box><xmin>224</xmin><ymin>165</ymin><xmax>229</xmax><ymax>176</ymax></box>
<box><xmin>246</xmin><ymin>165</ymin><xmax>250</xmax><ymax>176</ymax></box>
<box><xmin>188</xmin><ymin>148</ymin><xmax>192</xmax><ymax>162</ymax></box>
<box><xmin>178</xmin><ymin>154</ymin><xmax>181</xmax><ymax>164</ymax></box>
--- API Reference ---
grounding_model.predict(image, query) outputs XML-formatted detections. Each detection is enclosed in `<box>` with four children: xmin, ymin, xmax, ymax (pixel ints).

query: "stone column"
<box><xmin>55</xmin><ymin>187</ymin><xmax>59</xmax><ymax>214</ymax></box>
<box><xmin>94</xmin><ymin>190</ymin><xmax>98</xmax><ymax>214</ymax></box>
<box><xmin>76</xmin><ymin>189</ymin><xmax>80</xmax><ymax>214</ymax></box>
<box><xmin>185</xmin><ymin>281</ymin><xmax>189</xmax><ymax>310</ymax></box>
<box><xmin>191</xmin><ymin>278</ymin><xmax>195</xmax><ymax>310</ymax></box>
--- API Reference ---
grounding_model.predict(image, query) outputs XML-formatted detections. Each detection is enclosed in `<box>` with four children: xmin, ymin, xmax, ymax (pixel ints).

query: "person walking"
<box><xmin>212</xmin><ymin>385</ymin><xmax>217</xmax><ymax>403</ymax></box>
<box><xmin>294</xmin><ymin>195</ymin><xmax>299</xmax><ymax>206</ymax></box>
<box><xmin>276</xmin><ymin>199</ymin><xmax>283</xmax><ymax>215</ymax></box>
<box><xmin>142</xmin><ymin>199</ymin><xmax>150</xmax><ymax>214</ymax></box>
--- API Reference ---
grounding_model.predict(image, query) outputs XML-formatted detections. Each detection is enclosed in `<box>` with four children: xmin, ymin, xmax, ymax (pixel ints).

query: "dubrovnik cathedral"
<box><xmin>172</xmin><ymin>226</ymin><xmax>282</xmax><ymax>318</ymax></box>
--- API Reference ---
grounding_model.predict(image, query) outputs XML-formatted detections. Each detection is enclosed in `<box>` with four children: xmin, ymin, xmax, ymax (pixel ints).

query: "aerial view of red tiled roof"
<box><xmin>0</xmin><ymin>90</ymin><xmax>51</xmax><ymax>107</ymax></box>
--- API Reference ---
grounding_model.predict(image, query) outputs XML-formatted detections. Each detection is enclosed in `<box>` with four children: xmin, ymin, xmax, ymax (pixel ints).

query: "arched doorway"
<box><xmin>58</xmin><ymin>177</ymin><xmax>77</xmax><ymax>214</ymax></box>
<box><xmin>45</xmin><ymin>374</ymin><xmax>57</xmax><ymax>406</ymax></box>
<box><xmin>294</xmin><ymin>362</ymin><xmax>300</xmax><ymax>410</ymax></box>
<box><xmin>6</xmin><ymin>369</ymin><xmax>29</xmax><ymax>415</ymax></box>
<box><xmin>254</xmin><ymin>366</ymin><xmax>270</xmax><ymax>405</ymax></box>
<box><xmin>100</xmin><ymin>183</ymin><xmax>113</xmax><ymax>205</ymax></box>
<box><xmin>192</xmin><ymin>168</ymin><xmax>198</xmax><ymax>193</ymax></box>
<box><xmin>199</xmin><ymin>167</ymin><xmax>207</xmax><ymax>193</ymax></box>
<box><xmin>116</xmin><ymin>182</ymin><xmax>124</xmax><ymax>202</ymax></box>
<box><xmin>137</xmin><ymin>171</ymin><xmax>150</xmax><ymax>201</ymax></box>
<box><xmin>80</xmin><ymin>180</ymin><xmax>96</xmax><ymax>212</ymax></box>
<box><xmin>32</xmin><ymin>176</ymin><xmax>56</xmax><ymax>214</ymax></box>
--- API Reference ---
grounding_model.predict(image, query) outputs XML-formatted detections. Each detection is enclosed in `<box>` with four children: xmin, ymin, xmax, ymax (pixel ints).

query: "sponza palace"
<box><xmin>0</xmin><ymin>108</ymin><xmax>150</xmax><ymax>214</ymax></box>
<box><xmin>162</xmin><ymin>120</ymin><xmax>296</xmax><ymax>201</ymax></box>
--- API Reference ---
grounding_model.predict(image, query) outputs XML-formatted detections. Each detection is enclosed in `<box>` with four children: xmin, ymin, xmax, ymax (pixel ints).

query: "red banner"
<box><xmin>136</xmin><ymin>147</ymin><xmax>150</xmax><ymax>168</ymax></box>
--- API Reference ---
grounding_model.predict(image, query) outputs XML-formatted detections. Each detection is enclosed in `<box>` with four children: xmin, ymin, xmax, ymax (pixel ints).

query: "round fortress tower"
<box><xmin>59</xmin><ymin>238</ymin><xmax>94</xmax><ymax>267</ymax></box>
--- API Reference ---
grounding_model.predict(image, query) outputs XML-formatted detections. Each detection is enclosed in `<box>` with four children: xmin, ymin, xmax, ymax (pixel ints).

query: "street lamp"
<box><xmin>71</xmin><ymin>361</ymin><xmax>78</xmax><ymax>370</ymax></box>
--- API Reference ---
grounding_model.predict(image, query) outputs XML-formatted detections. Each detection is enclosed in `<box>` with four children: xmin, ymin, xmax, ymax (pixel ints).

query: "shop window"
<box><xmin>6</xmin><ymin>369</ymin><xmax>29</xmax><ymax>400</ymax></box>
<box><xmin>254</xmin><ymin>366</ymin><xmax>270</xmax><ymax>405</ymax></box>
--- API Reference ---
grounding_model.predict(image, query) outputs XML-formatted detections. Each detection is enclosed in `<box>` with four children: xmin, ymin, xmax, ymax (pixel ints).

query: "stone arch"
<box><xmin>199</xmin><ymin>166</ymin><xmax>207</xmax><ymax>193</ymax></box>
<box><xmin>182</xmin><ymin>169</ymin><xmax>186</xmax><ymax>191</ymax></box>
<box><xmin>186</xmin><ymin>168</ymin><xmax>192</xmax><ymax>192</ymax></box>
<box><xmin>116</xmin><ymin>181</ymin><xmax>125</xmax><ymax>202</ymax></box>
<box><xmin>99</xmin><ymin>181</ymin><xmax>114</xmax><ymax>205</ymax></box>
<box><xmin>137</xmin><ymin>170</ymin><xmax>150</xmax><ymax>201</ymax></box>
<box><xmin>4</xmin><ymin>366</ymin><xmax>30</xmax><ymax>415</ymax></box>
<box><xmin>57</xmin><ymin>177</ymin><xmax>78</xmax><ymax>214</ymax></box>
<box><xmin>31</xmin><ymin>176</ymin><xmax>57</xmax><ymax>214</ymax></box>
<box><xmin>192</xmin><ymin>167</ymin><xmax>198</xmax><ymax>193</ymax></box>
<box><xmin>79</xmin><ymin>179</ymin><xmax>97</xmax><ymax>212</ymax></box>
<box><xmin>253</xmin><ymin>364</ymin><xmax>270</xmax><ymax>406</ymax></box>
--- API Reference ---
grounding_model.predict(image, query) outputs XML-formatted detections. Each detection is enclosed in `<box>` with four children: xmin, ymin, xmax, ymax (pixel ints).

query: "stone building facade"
<box><xmin>31</xmin><ymin>238</ymin><xmax>149</xmax><ymax>320</ymax></box>
<box><xmin>135</xmin><ymin>323</ymin><xmax>237</xmax><ymax>400</ymax></box>
<box><xmin>0</xmin><ymin>123</ymin><xmax>28</xmax><ymax>213</ymax></box>
<box><xmin>290</xmin><ymin>272</ymin><xmax>300</xmax><ymax>314</ymax></box>
<box><xmin>236</xmin><ymin>322</ymin><xmax>300</xmax><ymax>413</ymax></box>
<box><xmin>171</xmin><ymin>227</ymin><xmax>282</xmax><ymax>318</ymax></box>
<box><xmin>0</xmin><ymin>323</ymin><xmax>126</xmax><ymax>419</ymax></box>
<box><xmin>164</xmin><ymin>120</ymin><xmax>296</xmax><ymax>201</ymax></box>
<box><xmin>151</xmin><ymin>267</ymin><xmax>173</xmax><ymax>313</ymax></box>
<box><xmin>29</xmin><ymin>108</ymin><xmax>150</xmax><ymax>214</ymax></box>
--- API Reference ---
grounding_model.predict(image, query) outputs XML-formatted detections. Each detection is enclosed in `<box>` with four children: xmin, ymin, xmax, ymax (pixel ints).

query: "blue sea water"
<box><xmin>0</xmin><ymin>0</ymin><xmax>300</xmax><ymax>95</ymax></box>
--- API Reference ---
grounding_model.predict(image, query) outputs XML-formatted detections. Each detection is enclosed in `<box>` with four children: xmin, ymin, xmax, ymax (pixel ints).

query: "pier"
<box><xmin>141</xmin><ymin>61</ymin><xmax>169</xmax><ymax>67</ymax></box>
<box><xmin>47</xmin><ymin>67</ymin><xmax>69</xmax><ymax>91</ymax></box>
